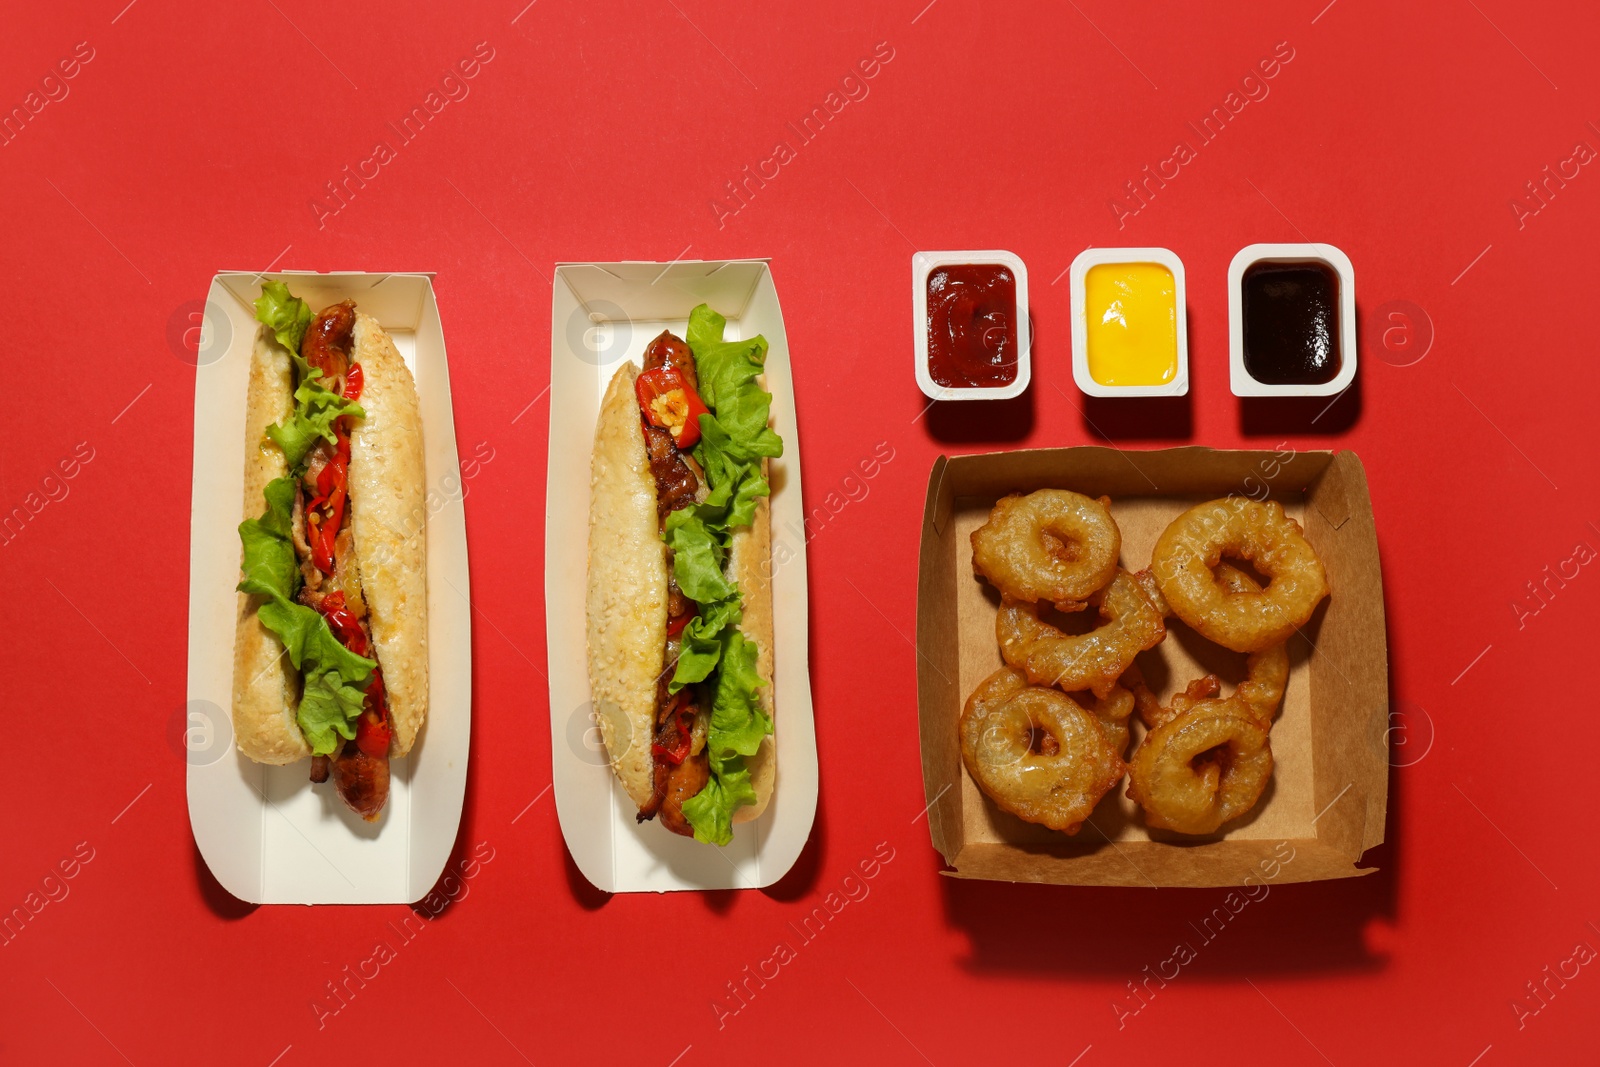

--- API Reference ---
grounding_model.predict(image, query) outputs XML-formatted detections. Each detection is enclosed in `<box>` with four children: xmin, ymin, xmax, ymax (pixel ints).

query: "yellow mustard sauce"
<box><xmin>1084</xmin><ymin>262</ymin><xmax>1177</xmax><ymax>387</ymax></box>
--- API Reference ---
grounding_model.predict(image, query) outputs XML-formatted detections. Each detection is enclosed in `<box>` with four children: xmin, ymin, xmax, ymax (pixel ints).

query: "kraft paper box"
<box><xmin>916</xmin><ymin>446</ymin><xmax>1387</xmax><ymax>888</ymax></box>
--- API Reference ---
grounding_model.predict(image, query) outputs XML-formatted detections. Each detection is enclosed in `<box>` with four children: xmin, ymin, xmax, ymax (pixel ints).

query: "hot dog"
<box><xmin>231</xmin><ymin>281</ymin><xmax>427</xmax><ymax>822</ymax></box>
<box><xmin>586</xmin><ymin>304</ymin><xmax>781</xmax><ymax>845</ymax></box>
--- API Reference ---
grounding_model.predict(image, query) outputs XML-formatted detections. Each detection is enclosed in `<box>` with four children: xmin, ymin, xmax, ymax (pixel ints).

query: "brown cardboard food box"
<box><xmin>916</xmin><ymin>446</ymin><xmax>1388</xmax><ymax>888</ymax></box>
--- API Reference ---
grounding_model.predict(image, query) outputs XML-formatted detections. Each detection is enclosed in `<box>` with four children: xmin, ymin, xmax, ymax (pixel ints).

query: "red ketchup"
<box><xmin>926</xmin><ymin>264</ymin><xmax>1019</xmax><ymax>388</ymax></box>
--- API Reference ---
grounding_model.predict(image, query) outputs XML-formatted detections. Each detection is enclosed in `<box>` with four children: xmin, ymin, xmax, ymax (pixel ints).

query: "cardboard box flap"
<box><xmin>553</xmin><ymin>261</ymin><xmax>769</xmax><ymax>327</ymax></box>
<box><xmin>944</xmin><ymin>839</ymin><xmax>1377</xmax><ymax>889</ymax></box>
<box><xmin>943</xmin><ymin>445</ymin><xmax>1336</xmax><ymax>500</ymax></box>
<box><xmin>1306</xmin><ymin>451</ymin><xmax>1389</xmax><ymax>854</ymax></box>
<box><xmin>216</xmin><ymin>271</ymin><xmax>435</xmax><ymax>330</ymax></box>
<box><xmin>917</xmin><ymin>456</ymin><xmax>963</xmax><ymax>860</ymax></box>
<box><xmin>924</xmin><ymin>455</ymin><xmax>952</xmax><ymax>537</ymax></box>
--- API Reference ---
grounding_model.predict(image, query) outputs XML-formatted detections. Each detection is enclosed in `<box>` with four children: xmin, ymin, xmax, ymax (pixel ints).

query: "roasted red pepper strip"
<box><xmin>342</xmin><ymin>362</ymin><xmax>363</xmax><ymax>401</ymax></box>
<box><xmin>315</xmin><ymin>591</ymin><xmax>391</xmax><ymax>756</ymax></box>
<box><xmin>635</xmin><ymin>366</ymin><xmax>709</xmax><ymax>450</ymax></box>
<box><xmin>306</xmin><ymin>364</ymin><xmax>361</xmax><ymax>575</ymax></box>
<box><xmin>356</xmin><ymin>711</ymin><xmax>391</xmax><ymax>758</ymax></box>
<box><xmin>310</xmin><ymin>432</ymin><xmax>351</xmax><ymax>574</ymax></box>
<box><xmin>651</xmin><ymin>693</ymin><xmax>694</xmax><ymax>765</ymax></box>
<box><xmin>355</xmin><ymin>671</ymin><xmax>391</xmax><ymax>757</ymax></box>
<box><xmin>667</xmin><ymin>607</ymin><xmax>695</xmax><ymax>639</ymax></box>
<box><xmin>315</xmin><ymin>591</ymin><xmax>368</xmax><ymax>655</ymax></box>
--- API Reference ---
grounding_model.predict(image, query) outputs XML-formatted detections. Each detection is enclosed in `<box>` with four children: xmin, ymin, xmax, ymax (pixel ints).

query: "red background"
<box><xmin>3</xmin><ymin>0</ymin><xmax>1597</xmax><ymax>1063</ymax></box>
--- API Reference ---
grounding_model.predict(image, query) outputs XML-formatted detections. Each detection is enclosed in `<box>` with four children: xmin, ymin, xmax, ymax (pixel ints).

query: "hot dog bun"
<box><xmin>230</xmin><ymin>314</ymin><xmax>427</xmax><ymax>765</ymax></box>
<box><xmin>347</xmin><ymin>312</ymin><xmax>428</xmax><ymax>757</ymax></box>
<box><xmin>586</xmin><ymin>361</ymin><xmax>778</xmax><ymax>824</ymax></box>
<box><xmin>586</xmin><ymin>363</ymin><xmax>666</xmax><ymax>808</ymax></box>
<box><xmin>231</xmin><ymin>332</ymin><xmax>312</xmax><ymax>764</ymax></box>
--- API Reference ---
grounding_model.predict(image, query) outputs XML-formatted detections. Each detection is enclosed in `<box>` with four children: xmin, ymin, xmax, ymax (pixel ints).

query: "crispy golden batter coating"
<box><xmin>996</xmin><ymin>570</ymin><xmax>1166</xmax><ymax>698</ymax></box>
<box><xmin>1130</xmin><ymin>564</ymin><xmax>1289</xmax><ymax>731</ymax></box>
<box><xmin>965</xmin><ymin>491</ymin><xmax>1330</xmax><ymax>838</ymax></box>
<box><xmin>960</xmin><ymin>668</ymin><xmax>1124</xmax><ymax>834</ymax></box>
<box><xmin>971</xmin><ymin>490</ymin><xmax>1120</xmax><ymax>610</ymax></box>
<box><xmin>1151</xmin><ymin>498</ymin><xmax>1328</xmax><ymax>653</ymax></box>
<box><xmin>1126</xmin><ymin>697</ymin><xmax>1273</xmax><ymax>834</ymax></box>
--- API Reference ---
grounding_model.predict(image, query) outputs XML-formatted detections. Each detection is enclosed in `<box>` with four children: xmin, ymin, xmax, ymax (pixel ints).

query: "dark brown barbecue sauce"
<box><xmin>1240</xmin><ymin>260</ymin><xmax>1341</xmax><ymax>385</ymax></box>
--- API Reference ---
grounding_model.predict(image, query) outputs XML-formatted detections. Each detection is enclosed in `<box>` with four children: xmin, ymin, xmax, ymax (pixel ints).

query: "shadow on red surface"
<box><xmin>192</xmin><ymin>843</ymin><xmax>257</xmax><ymax>920</ymax></box>
<box><xmin>937</xmin><ymin>805</ymin><xmax>1397</xmax><ymax>979</ymax></box>
<box><xmin>1239</xmin><ymin>371</ymin><xmax>1364</xmax><ymax>438</ymax></box>
<box><xmin>924</xmin><ymin>388</ymin><xmax>1036</xmax><ymax>444</ymax></box>
<box><xmin>1080</xmin><ymin>393</ymin><xmax>1195</xmax><ymax>441</ymax></box>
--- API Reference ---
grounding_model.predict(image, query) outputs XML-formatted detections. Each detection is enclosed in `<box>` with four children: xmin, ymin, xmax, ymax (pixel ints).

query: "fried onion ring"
<box><xmin>1150</xmin><ymin>497</ymin><xmax>1328</xmax><ymax>653</ymax></box>
<box><xmin>996</xmin><ymin>571</ymin><xmax>1166</xmax><ymax>697</ymax></box>
<box><xmin>960</xmin><ymin>669</ymin><xmax>1124</xmax><ymax>833</ymax></box>
<box><xmin>969</xmin><ymin>666</ymin><xmax>1133</xmax><ymax>757</ymax></box>
<box><xmin>1125</xmin><ymin>698</ymin><xmax>1273</xmax><ymax>834</ymax></box>
<box><xmin>1217</xmin><ymin>564</ymin><xmax>1290</xmax><ymax>726</ymax></box>
<box><xmin>1128</xmin><ymin>565</ymin><xmax>1290</xmax><ymax>730</ymax></box>
<box><xmin>1127</xmin><ymin>666</ymin><xmax>1222</xmax><ymax>731</ymax></box>
<box><xmin>1070</xmin><ymin>683</ymin><xmax>1135</xmax><ymax>757</ymax></box>
<box><xmin>971</xmin><ymin>490</ymin><xmax>1121</xmax><ymax>610</ymax></box>
<box><xmin>963</xmin><ymin>664</ymin><xmax>1029</xmax><ymax>717</ymax></box>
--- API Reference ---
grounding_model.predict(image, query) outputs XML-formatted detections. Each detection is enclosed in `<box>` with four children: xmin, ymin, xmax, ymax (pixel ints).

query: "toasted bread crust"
<box><xmin>231</xmin><ymin>332</ymin><xmax>310</xmax><ymax>764</ymax></box>
<box><xmin>348</xmin><ymin>312</ymin><xmax>428</xmax><ymax>757</ymax></box>
<box><xmin>586</xmin><ymin>363</ymin><xmax>666</xmax><ymax>807</ymax></box>
<box><xmin>587</xmin><ymin>363</ymin><xmax>778</xmax><ymax>823</ymax></box>
<box><xmin>232</xmin><ymin>314</ymin><xmax>430</xmax><ymax>766</ymax></box>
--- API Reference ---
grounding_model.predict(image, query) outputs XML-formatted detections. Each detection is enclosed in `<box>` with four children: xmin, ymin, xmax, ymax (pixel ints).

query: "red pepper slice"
<box><xmin>651</xmin><ymin>692</ymin><xmax>695</xmax><ymax>765</ymax></box>
<box><xmin>356</xmin><ymin>709</ymin><xmax>391</xmax><ymax>757</ymax></box>
<box><xmin>314</xmin><ymin>591</ymin><xmax>369</xmax><ymax>656</ymax></box>
<box><xmin>313</xmin><ymin>591</ymin><xmax>388</xmax><ymax>755</ymax></box>
<box><xmin>310</xmin><ymin>432</ymin><xmax>351</xmax><ymax>575</ymax></box>
<box><xmin>675</xmin><ymin>704</ymin><xmax>696</xmax><ymax>754</ymax></box>
<box><xmin>342</xmin><ymin>363</ymin><xmax>363</xmax><ymax>401</ymax></box>
<box><xmin>355</xmin><ymin>670</ymin><xmax>391</xmax><ymax>757</ymax></box>
<box><xmin>315</xmin><ymin>431</ymin><xmax>351</xmax><ymax>497</ymax></box>
<box><xmin>635</xmin><ymin>367</ymin><xmax>709</xmax><ymax>450</ymax></box>
<box><xmin>667</xmin><ymin>607</ymin><xmax>695</xmax><ymax>639</ymax></box>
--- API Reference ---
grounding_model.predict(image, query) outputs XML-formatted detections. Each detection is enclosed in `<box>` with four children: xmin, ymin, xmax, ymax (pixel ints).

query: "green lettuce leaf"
<box><xmin>265</xmin><ymin>365</ymin><xmax>365</xmax><ymax>469</ymax></box>
<box><xmin>705</xmin><ymin>631</ymin><xmax>773</xmax><ymax>759</ymax></box>
<box><xmin>672</xmin><ymin>304</ymin><xmax>782</xmax><ymax>845</ymax></box>
<box><xmin>258</xmin><ymin>599</ymin><xmax>375</xmax><ymax>754</ymax></box>
<box><xmin>253</xmin><ymin>283</ymin><xmax>365</xmax><ymax>469</ymax></box>
<box><xmin>669</xmin><ymin>597</ymin><xmax>742</xmax><ymax>692</ymax></box>
<box><xmin>679</xmin><ymin>770</ymin><xmax>757</xmax><ymax>848</ymax></box>
<box><xmin>686</xmin><ymin>305</ymin><xmax>784</xmax><ymax>457</ymax></box>
<box><xmin>236</xmin><ymin>475</ymin><xmax>375</xmax><ymax>756</ymax></box>
<box><xmin>663</xmin><ymin>504</ymin><xmax>737</xmax><ymax>605</ymax></box>
<box><xmin>254</xmin><ymin>280</ymin><xmax>313</xmax><ymax>357</ymax></box>
<box><xmin>236</xmin><ymin>475</ymin><xmax>299</xmax><ymax>599</ymax></box>
<box><xmin>680</xmin><ymin>631</ymin><xmax>771</xmax><ymax>845</ymax></box>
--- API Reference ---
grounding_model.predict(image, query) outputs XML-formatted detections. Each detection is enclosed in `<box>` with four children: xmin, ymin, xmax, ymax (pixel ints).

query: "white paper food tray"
<box><xmin>546</xmin><ymin>260</ymin><xmax>818</xmax><ymax>893</ymax></box>
<box><xmin>186</xmin><ymin>272</ymin><xmax>471</xmax><ymax>905</ymax></box>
